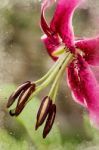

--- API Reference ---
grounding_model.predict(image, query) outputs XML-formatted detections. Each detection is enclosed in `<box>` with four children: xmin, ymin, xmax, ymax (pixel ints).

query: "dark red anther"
<box><xmin>15</xmin><ymin>84</ymin><xmax>35</xmax><ymax>116</ymax></box>
<box><xmin>7</xmin><ymin>81</ymin><xmax>31</xmax><ymax>108</ymax></box>
<box><xmin>43</xmin><ymin>104</ymin><xmax>56</xmax><ymax>138</ymax></box>
<box><xmin>35</xmin><ymin>96</ymin><xmax>52</xmax><ymax>130</ymax></box>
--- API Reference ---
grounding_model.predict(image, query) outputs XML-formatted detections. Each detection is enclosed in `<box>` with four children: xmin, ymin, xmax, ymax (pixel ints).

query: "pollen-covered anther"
<box><xmin>43</xmin><ymin>104</ymin><xmax>56</xmax><ymax>138</ymax></box>
<box><xmin>35</xmin><ymin>96</ymin><xmax>52</xmax><ymax>130</ymax></box>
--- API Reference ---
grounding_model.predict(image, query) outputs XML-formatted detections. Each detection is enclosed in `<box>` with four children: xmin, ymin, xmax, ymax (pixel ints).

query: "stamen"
<box><xmin>7</xmin><ymin>48</ymin><xmax>74</xmax><ymax>138</ymax></box>
<box><xmin>15</xmin><ymin>84</ymin><xmax>35</xmax><ymax>116</ymax></box>
<box><xmin>8</xmin><ymin>83</ymin><xmax>35</xmax><ymax>117</ymax></box>
<box><xmin>35</xmin><ymin>96</ymin><xmax>52</xmax><ymax>130</ymax></box>
<box><xmin>52</xmin><ymin>81</ymin><xmax>60</xmax><ymax>102</ymax></box>
<box><xmin>48</xmin><ymin>52</ymin><xmax>74</xmax><ymax>102</ymax></box>
<box><xmin>29</xmin><ymin>52</ymin><xmax>70</xmax><ymax>100</ymax></box>
<box><xmin>43</xmin><ymin>104</ymin><xmax>56</xmax><ymax>138</ymax></box>
<box><xmin>7</xmin><ymin>81</ymin><xmax>31</xmax><ymax>108</ymax></box>
<box><xmin>34</xmin><ymin>53</ymin><xmax>64</xmax><ymax>84</ymax></box>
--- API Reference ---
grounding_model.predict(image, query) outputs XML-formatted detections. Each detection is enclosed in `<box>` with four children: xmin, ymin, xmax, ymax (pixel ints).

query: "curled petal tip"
<box><xmin>41</xmin><ymin>0</ymin><xmax>55</xmax><ymax>10</ymax></box>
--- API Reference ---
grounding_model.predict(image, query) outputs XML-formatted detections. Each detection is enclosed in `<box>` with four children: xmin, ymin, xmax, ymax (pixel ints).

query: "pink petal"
<box><xmin>41</xmin><ymin>0</ymin><xmax>54</xmax><ymax>36</ymax></box>
<box><xmin>77</xmin><ymin>55</ymin><xmax>99</xmax><ymax>127</ymax></box>
<box><xmin>41</xmin><ymin>0</ymin><xmax>61</xmax><ymax>60</ymax></box>
<box><xmin>41</xmin><ymin>34</ymin><xmax>60</xmax><ymax>61</ymax></box>
<box><xmin>67</xmin><ymin>62</ymin><xmax>85</xmax><ymax>106</ymax></box>
<box><xmin>41</xmin><ymin>0</ymin><xmax>54</xmax><ymax>9</ymax></box>
<box><xmin>50</xmin><ymin>0</ymin><xmax>83</xmax><ymax>49</ymax></box>
<box><xmin>75</xmin><ymin>36</ymin><xmax>99</xmax><ymax>66</ymax></box>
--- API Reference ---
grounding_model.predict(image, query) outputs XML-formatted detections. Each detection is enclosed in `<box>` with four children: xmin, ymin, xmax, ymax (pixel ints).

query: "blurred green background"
<box><xmin>0</xmin><ymin>0</ymin><xmax>99</xmax><ymax>150</ymax></box>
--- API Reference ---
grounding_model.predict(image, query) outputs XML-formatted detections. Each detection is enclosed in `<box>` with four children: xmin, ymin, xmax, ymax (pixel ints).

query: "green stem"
<box><xmin>48</xmin><ymin>53</ymin><xmax>74</xmax><ymax>102</ymax></box>
<box><xmin>34</xmin><ymin>52</ymin><xmax>65</xmax><ymax>85</ymax></box>
<box><xmin>29</xmin><ymin>53</ymin><xmax>69</xmax><ymax>100</ymax></box>
<box><xmin>28</xmin><ymin>52</ymin><xmax>74</xmax><ymax>102</ymax></box>
<box><xmin>52</xmin><ymin>80</ymin><xmax>60</xmax><ymax>103</ymax></box>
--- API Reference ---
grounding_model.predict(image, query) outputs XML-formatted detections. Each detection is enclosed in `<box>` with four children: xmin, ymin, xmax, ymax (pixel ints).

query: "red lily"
<box><xmin>7</xmin><ymin>0</ymin><xmax>99</xmax><ymax>138</ymax></box>
<box><xmin>41</xmin><ymin>0</ymin><xmax>99</xmax><ymax>128</ymax></box>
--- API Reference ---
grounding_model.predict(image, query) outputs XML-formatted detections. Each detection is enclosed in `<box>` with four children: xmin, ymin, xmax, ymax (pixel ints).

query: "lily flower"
<box><xmin>7</xmin><ymin>0</ymin><xmax>99</xmax><ymax>138</ymax></box>
<box><xmin>41</xmin><ymin>0</ymin><xmax>99</xmax><ymax>128</ymax></box>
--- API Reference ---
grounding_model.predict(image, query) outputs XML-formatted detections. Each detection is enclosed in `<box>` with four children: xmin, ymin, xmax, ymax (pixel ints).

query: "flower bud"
<box><xmin>7</xmin><ymin>81</ymin><xmax>31</xmax><ymax>108</ymax></box>
<box><xmin>43</xmin><ymin>104</ymin><xmax>56</xmax><ymax>138</ymax></box>
<box><xmin>35</xmin><ymin>96</ymin><xmax>52</xmax><ymax>130</ymax></box>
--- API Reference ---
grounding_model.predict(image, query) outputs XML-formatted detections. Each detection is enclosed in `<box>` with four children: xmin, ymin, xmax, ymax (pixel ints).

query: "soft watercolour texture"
<box><xmin>41</xmin><ymin>0</ymin><xmax>99</xmax><ymax>127</ymax></box>
<box><xmin>0</xmin><ymin>0</ymin><xmax>99</xmax><ymax>150</ymax></box>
